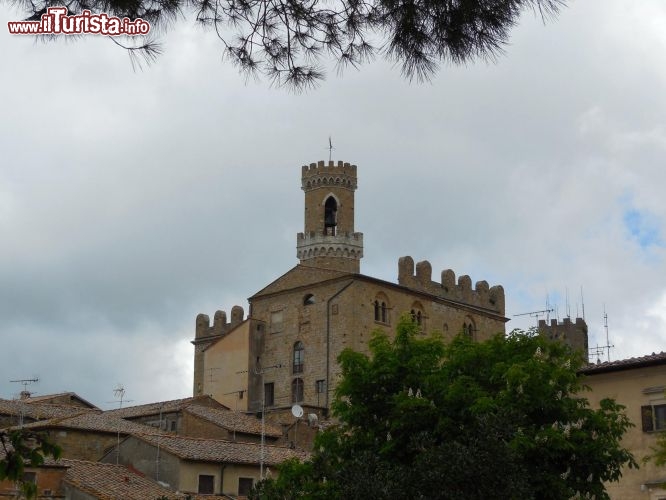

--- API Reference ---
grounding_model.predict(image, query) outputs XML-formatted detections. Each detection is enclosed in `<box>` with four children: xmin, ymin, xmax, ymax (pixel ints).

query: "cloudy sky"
<box><xmin>1</xmin><ymin>1</ymin><xmax>665</xmax><ymax>409</ymax></box>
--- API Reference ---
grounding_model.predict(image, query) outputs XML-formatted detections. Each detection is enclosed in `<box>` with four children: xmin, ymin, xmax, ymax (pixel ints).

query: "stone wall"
<box><xmin>44</xmin><ymin>429</ymin><xmax>119</xmax><ymax>461</ymax></box>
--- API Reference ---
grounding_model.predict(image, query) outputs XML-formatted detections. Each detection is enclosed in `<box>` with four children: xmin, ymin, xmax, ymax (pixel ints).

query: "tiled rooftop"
<box><xmin>0</xmin><ymin>452</ymin><xmax>229</xmax><ymax>499</ymax></box>
<box><xmin>15</xmin><ymin>411</ymin><xmax>165</xmax><ymax>435</ymax></box>
<box><xmin>20</xmin><ymin>392</ymin><xmax>99</xmax><ymax>409</ymax></box>
<box><xmin>0</xmin><ymin>399</ymin><xmax>95</xmax><ymax>424</ymax></box>
<box><xmin>580</xmin><ymin>351</ymin><xmax>666</xmax><ymax>374</ymax></box>
<box><xmin>135</xmin><ymin>433</ymin><xmax>309</xmax><ymax>466</ymax></box>
<box><xmin>185</xmin><ymin>405</ymin><xmax>283</xmax><ymax>438</ymax></box>
<box><xmin>61</xmin><ymin>458</ymin><xmax>195</xmax><ymax>500</ymax></box>
<box><xmin>104</xmin><ymin>395</ymin><xmax>224</xmax><ymax>418</ymax></box>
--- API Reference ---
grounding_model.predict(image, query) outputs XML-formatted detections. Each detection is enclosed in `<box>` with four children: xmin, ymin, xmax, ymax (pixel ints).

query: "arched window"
<box><xmin>292</xmin><ymin>378</ymin><xmax>304</xmax><ymax>403</ymax></box>
<box><xmin>303</xmin><ymin>294</ymin><xmax>315</xmax><ymax>306</ymax></box>
<box><xmin>464</xmin><ymin>316</ymin><xmax>476</xmax><ymax>339</ymax></box>
<box><xmin>293</xmin><ymin>341</ymin><xmax>304</xmax><ymax>374</ymax></box>
<box><xmin>410</xmin><ymin>302</ymin><xmax>425</xmax><ymax>330</ymax></box>
<box><xmin>411</xmin><ymin>309</ymin><xmax>423</xmax><ymax>326</ymax></box>
<box><xmin>373</xmin><ymin>293</ymin><xmax>391</xmax><ymax>324</ymax></box>
<box><xmin>324</xmin><ymin>196</ymin><xmax>337</xmax><ymax>235</ymax></box>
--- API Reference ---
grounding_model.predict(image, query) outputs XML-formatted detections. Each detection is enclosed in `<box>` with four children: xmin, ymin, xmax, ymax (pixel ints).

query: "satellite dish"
<box><xmin>291</xmin><ymin>404</ymin><xmax>304</xmax><ymax>418</ymax></box>
<box><xmin>308</xmin><ymin>413</ymin><xmax>318</xmax><ymax>426</ymax></box>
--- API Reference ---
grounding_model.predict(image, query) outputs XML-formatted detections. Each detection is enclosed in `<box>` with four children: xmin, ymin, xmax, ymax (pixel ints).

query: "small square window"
<box><xmin>238</xmin><ymin>477</ymin><xmax>254</xmax><ymax>496</ymax></box>
<box><xmin>315</xmin><ymin>380</ymin><xmax>325</xmax><ymax>394</ymax></box>
<box><xmin>641</xmin><ymin>403</ymin><xmax>666</xmax><ymax>432</ymax></box>
<box><xmin>303</xmin><ymin>294</ymin><xmax>315</xmax><ymax>306</ymax></box>
<box><xmin>198</xmin><ymin>474</ymin><xmax>214</xmax><ymax>494</ymax></box>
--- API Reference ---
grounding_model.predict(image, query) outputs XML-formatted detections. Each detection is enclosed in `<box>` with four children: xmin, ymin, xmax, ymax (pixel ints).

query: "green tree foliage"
<box><xmin>251</xmin><ymin>317</ymin><xmax>637</xmax><ymax>499</ymax></box>
<box><xmin>9</xmin><ymin>0</ymin><xmax>565</xmax><ymax>88</ymax></box>
<box><xmin>0</xmin><ymin>429</ymin><xmax>62</xmax><ymax>499</ymax></box>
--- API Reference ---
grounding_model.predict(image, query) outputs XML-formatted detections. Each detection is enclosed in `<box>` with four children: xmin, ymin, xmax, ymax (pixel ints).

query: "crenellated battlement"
<box><xmin>195</xmin><ymin>305</ymin><xmax>245</xmax><ymax>339</ymax></box>
<box><xmin>397</xmin><ymin>256</ymin><xmax>505</xmax><ymax>314</ymax></box>
<box><xmin>301</xmin><ymin>160</ymin><xmax>357</xmax><ymax>191</ymax></box>
<box><xmin>538</xmin><ymin>317</ymin><xmax>588</xmax><ymax>355</ymax></box>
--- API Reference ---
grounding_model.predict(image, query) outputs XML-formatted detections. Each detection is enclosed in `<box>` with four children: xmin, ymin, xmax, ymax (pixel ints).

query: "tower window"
<box><xmin>293</xmin><ymin>341</ymin><xmax>304</xmax><ymax>374</ymax></box>
<box><xmin>463</xmin><ymin>322</ymin><xmax>474</xmax><ymax>339</ymax></box>
<box><xmin>410</xmin><ymin>302</ymin><xmax>425</xmax><ymax>330</ymax></box>
<box><xmin>303</xmin><ymin>294</ymin><xmax>315</xmax><ymax>306</ymax></box>
<box><xmin>374</xmin><ymin>293</ymin><xmax>391</xmax><ymax>325</ymax></box>
<box><xmin>292</xmin><ymin>378</ymin><xmax>304</xmax><ymax>403</ymax></box>
<box><xmin>264</xmin><ymin>382</ymin><xmax>275</xmax><ymax>407</ymax></box>
<box><xmin>324</xmin><ymin>196</ymin><xmax>338</xmax><ymax>236</ymax></box>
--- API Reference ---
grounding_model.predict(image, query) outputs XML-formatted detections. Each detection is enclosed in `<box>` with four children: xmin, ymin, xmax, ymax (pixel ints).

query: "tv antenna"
<box><xmin>513</xmin><ymin>308</ymin><xmax>555</xmax><ymax>327</ymax></box>
<box><xmin>588</xmin><ymin>305</ymin><xmax>614</xmax><ymax>364</ymax></box>
<box><xmin>109</xmin><ymin>384</ymin><xmax>133</xmax><ymax>465</ymax></box>
<box><xmin>111</xmin><ymin>384</ymin><xmax>133</xmax><ymax>409</ymax></box>
<box><xmin>10</xmin><ymin>378</ymin><xmax>39</xmax><ymax>427</ymax></box>
<box><xmin>602</xmin><ymin>304</ymin><xmax>614</xmax><ymax>362</ymax></box>
<box><xmin>10</xmin><ymin>377</ymin><xmax>39</xmax><ymax>398</ymax></box>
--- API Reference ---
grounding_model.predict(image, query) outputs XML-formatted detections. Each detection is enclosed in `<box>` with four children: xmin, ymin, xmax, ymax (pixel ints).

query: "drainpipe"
<box><xmin>326</xmin><ymin>280</ymin><xmax>355</xmax><ymax>409</ymax></box>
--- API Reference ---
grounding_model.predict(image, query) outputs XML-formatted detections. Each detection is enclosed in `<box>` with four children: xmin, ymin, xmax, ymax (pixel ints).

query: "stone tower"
<box><xmin>296</xmin><ymin>161</ymin><xmax>363</xmax><ymax>273</ymax></box>
<box><xmin>538</xmin><ymin>317</ymin><xmax>589</xmax><ymax>357</ymax></box>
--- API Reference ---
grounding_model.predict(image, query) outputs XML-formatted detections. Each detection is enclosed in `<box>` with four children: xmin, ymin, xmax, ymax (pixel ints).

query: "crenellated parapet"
<box><xmin>538</xmin><ymin>317</ymin><xmax>589</xmax><ymax>355</ymax></box>
<box><xmin>301</xmin><ymin>161</ymin><xmax>357</xmax><ymax>191</ymax></box>
<box><xmin>195</xmin><ymin>305</ymin><xmax>245</xmax><ymax>340</ymax></box>
<box><xmin>296</xmin><ymin>231</ymin><xmax>364</xmax><ymax>261</ymax></box>
<box><xmin>397</xmin><ymin>256</ymin><xmax>505</xmax><ymax>314</ymax></box>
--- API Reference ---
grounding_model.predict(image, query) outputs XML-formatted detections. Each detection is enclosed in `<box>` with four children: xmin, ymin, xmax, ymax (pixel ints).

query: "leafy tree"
<box><xmin>0</xmin><ymin>429</ymin><xmax>62</xmax><ymax>499</ymax></box>
<box><xmin>251</xmin><ymin>317</ymin><xmax>637</xmax><ymax>499</ymax></box>
<box><xmin>9</xmin><ymin>0</ymin><xmax>565</xmax><ymax>89</ymax></box>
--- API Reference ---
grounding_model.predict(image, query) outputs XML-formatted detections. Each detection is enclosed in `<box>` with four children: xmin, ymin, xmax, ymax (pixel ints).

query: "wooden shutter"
<box><xmin>642</xmin><ymin>405</ymin><xmax>654</xmax><ymax>432</ymax></box>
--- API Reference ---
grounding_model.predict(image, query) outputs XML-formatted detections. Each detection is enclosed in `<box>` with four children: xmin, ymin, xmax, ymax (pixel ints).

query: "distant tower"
<box><xmin>538</xmin><ymin>317</ymin><xmax>589</xmax><ymax>358</ymax></box>
<box><xmin>297</xmin><ymin>161</ymin><xmax>364</xmax><ymax>273</ymax></box>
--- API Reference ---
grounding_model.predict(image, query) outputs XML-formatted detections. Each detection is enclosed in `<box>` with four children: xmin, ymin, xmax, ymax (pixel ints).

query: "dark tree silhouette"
<box><xmin>10</xmin><ymin>0</ymin><xmax>565</xmax><ymax>89</ymax></box>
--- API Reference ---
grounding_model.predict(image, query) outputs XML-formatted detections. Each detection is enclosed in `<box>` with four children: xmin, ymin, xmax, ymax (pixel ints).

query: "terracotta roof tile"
<box><xmin>0</xmin><ymin>399</ymin><xmax>95</xmax><ymax>424</ymax></box>
<box><xmin>105</xmin><ymin>395</ymin><xmax>224</xmax><ymax>419</ymax></box>
<box><xmin>61</xmin><ymin>458</ymin><xmax>191</xmax><ymax>500</ymax></box>
<box><xmin>580</xmin><ymin>351</ymin><xmax>666</xmax><ymax>374</ymax></box>
<box><xmin>19</xmin><ymin>392</ymin><xmax>99</xmax><ymax>409</ymax></box>
<box><xmin>14</xmin><ymin>411</ymin><xmax>165</xmax><ymax>436</ymax></box>
<box><xmin>184</xmin><ymin>405</ymin><xmax>283</xmax><ymax>438</ymax></box>
<box><xmin>135</xmin><ymin>433</ymin><xmax>308</xmax><ymax>466</ymax></box>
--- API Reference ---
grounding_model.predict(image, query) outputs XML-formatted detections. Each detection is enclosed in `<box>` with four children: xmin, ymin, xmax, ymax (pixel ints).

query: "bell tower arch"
<box><xmin>297</xmin><ymin>160</ymin><xmax>364</xmax><ymax>273</ymax></box>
